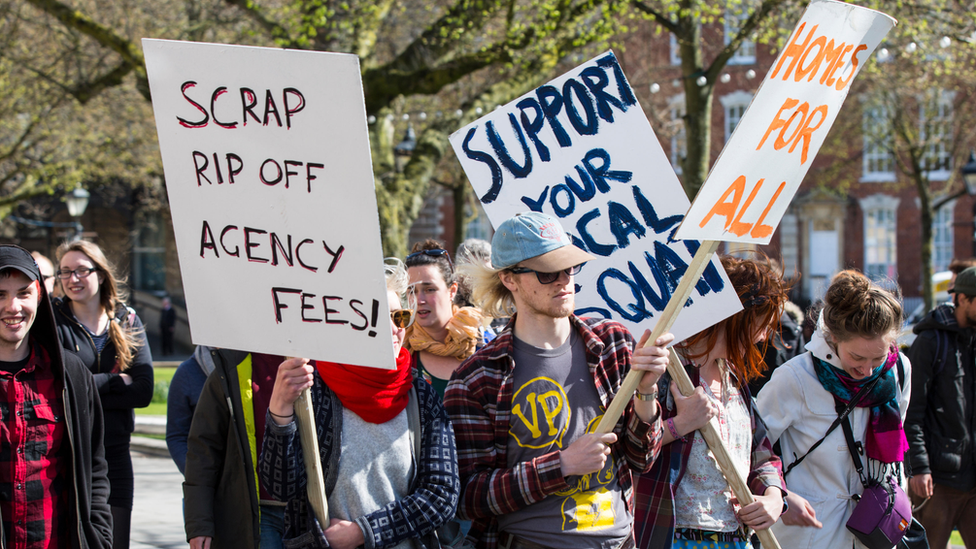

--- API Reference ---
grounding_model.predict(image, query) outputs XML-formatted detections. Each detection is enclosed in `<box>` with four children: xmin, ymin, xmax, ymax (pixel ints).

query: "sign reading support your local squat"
<box><xmin>450</xmin><ymin>51</ymin><xmax>741</xmax><ymax>343</ymax></box>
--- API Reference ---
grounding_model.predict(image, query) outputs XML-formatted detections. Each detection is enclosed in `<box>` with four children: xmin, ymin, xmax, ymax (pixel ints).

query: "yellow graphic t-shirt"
<box><xmin>496</xmin><ymin>331</ymin><xmax>631</xmax><ymax>548</ymax></box>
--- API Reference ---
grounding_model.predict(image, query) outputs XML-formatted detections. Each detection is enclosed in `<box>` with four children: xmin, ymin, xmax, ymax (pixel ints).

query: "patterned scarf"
<box><xmin>811</xmin><ymin>347</ymin><xmax>908</xmax><ymax>463</ymax></box>
<box><xmin>406</xmin><ymin>305</ymin><xmax>484</xmax><ymax>361</ymax></box>
<box><xmin>315</xmin><ymin>346</ymin><xmax>413</xmax><ymax>424</ymax></box>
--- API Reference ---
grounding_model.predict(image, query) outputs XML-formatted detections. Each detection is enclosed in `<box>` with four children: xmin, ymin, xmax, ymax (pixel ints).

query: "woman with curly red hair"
<box><xmin>633</xmin><ymin>255</ymin><xmax>789</xmax><ymax>549</ymax></box>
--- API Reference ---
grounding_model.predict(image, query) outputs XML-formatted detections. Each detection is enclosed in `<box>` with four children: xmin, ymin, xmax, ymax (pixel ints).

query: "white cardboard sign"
<box><xmin>144</xmin><ymin>39</ymin><xmax>395</xmax><ymax>370</ymax></box>
<box><xmin>676</xmin><ymin>0</ymin><xmax>895</xmax><ymax>244</ymax></box>
<box><xmin>449</xmin><ymin>51</ymin><xmax>741</xmax><ymax>342</ymax></box>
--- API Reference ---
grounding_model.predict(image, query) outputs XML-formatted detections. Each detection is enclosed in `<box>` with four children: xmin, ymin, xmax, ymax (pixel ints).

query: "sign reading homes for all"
<box><xmin>449</xmin><ymin>52</ymin><xmax>741</xmax><ymax>342</ymax></box>
<box><xmin>144</xmin><ymin>39</ymin><xmax>395</xmax><ymax>370</ymax></box>
<box><xmin>676</xmin><ymin>0</ymin><xmax>895</xmax><ymax>244</ymax></box>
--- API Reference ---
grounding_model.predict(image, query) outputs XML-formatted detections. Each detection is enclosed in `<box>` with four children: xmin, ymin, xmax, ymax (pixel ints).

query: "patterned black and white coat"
<box><xmin>259</xmin><ymin>373</ymin><xmax>460</xmax><ymax>549</ymax></box>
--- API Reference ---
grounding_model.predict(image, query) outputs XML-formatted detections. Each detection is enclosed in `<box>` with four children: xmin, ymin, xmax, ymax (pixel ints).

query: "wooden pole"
<box><xmin>594</xmin><ymin>240</ymin><xmax>782</xmax><ymax>549</ymax></box>
<box><xmin>294</xmin><ymin>386</ymin><xmax>330</xmax><ymax>530</ymax></box>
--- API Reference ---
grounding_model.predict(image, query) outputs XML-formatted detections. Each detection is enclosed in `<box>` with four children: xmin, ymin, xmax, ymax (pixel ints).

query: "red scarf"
<box><xmin>315</xmin><ymin>346</ymin><xmax>413</xmax><ymax>424</ymax></box>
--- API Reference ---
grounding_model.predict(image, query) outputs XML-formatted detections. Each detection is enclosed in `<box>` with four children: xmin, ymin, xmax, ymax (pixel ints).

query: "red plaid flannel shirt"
<box><xmin>631</xmin><ymin>363</ymin><xmax>785</xmax><ymax>549</ymax></box>
<box><xmin>444</xmin><ymin>315</ymin><xmax>663</xmax><ymax>549</ymax></box>
<box><xmin>0</xmin><ymin>340</ymin><xmax>69</xmax><ymax>549</ymax></box>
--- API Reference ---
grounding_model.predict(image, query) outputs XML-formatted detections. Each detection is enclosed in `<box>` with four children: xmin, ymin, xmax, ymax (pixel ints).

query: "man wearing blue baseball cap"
<box><xmin>0</xmin><ymin>245</ymin><xmax>112</xmax><ymax>549</ymax></box>
<box><xmin>444</xmin><ymin>212</ymin><xmax>671</xmax><ymax>549</ymax></box>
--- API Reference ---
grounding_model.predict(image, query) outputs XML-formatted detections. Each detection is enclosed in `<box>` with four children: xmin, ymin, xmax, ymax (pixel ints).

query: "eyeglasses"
<box><xmin>405</xmin><ymin>249</ymin><xmax>454</xmax><ymax>274</ymax></box>
<box><xmin>391</xmin><ymin>309</ymin><xmax>415</xmax><ymax>329</ymax></box>
<box><xmin>509</xmin><ymin>264</ymin><xmax>583</xmax><ymax>284</ymax></box>
<box><xmin>56</xmin><ymin>267</ymin><xmax>99</xmax><ymax>280</ymax></box>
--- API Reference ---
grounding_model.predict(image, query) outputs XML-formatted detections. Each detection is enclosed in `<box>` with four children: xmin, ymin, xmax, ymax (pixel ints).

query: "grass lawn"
<box><xmin>135</xmin><ymin>366</ymin><xmax>176</xmax><ymax>416</ymax></box>
<box><xmin>952</xmin><ymin>531</ymin><xmax>965</xmax><ymax>547</ymax></box>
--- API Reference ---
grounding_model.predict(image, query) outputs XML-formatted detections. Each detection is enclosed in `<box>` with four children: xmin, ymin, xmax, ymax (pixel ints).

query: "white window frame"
<box><xmin>669</xmin><ymin>94</ymin><xmax>686</xmax><ymax>174</ymax></box>
<box><xmin>921</xmin><ymin>89</ymin><xmax>954</xmax><ymax>181</ymax></box>
<box><xmin>724</xmin><ymin>7</ymin><xmax>756</xmax><ymax>65</ymax></box>
<box><xmin>932</xmin><ymin>199</ymin><xmax>955</xmax><ymax>272</ymax></box>
<box><xmin>860</xmin><ymin>194</ymin><xmax>900</xmax><ymax>282</ymax></box>
<box><xmin>861</xmin><ymin>101</ymin><xmax>896</xmax><ymax>183</ymax></box>
<box><xmin>720</xmin><ymin>90</ymin><xmax>753</xmax><ymax>142</ymax></box>
<box><xmin>669</xmin><ymin>34</ymin><xmax>681</xmax><ymax>66</ymax></box>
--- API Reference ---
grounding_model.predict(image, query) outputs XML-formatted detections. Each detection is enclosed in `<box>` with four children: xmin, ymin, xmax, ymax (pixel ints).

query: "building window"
<box><xmin>669</xmin><ymin>34</ymin><xmax>680</xmax><ymax>66</ymax></box>
<box><xmin>921</xmin><ymin>90</ymin><xmax>954</xmax><ymax>180</ymax></box>
<box><xmin>464</xmin><ymin>201</ymin><xmax>493</xmax><ymax>242</ymax></box>
<box><xmin>862</xmin><ymin>102</ymin><xmax>895</xmax><ymax>182</ymax></box>
<box><xmin>859</xmin><ymin>194</ymin><xmax>900</xmax><ymax>282</ymax></box>
<box><xmin>720</xmin><ymin>91</ymin><xmax>753</xmax><ymax>141</ymax></box>
<box><xmin>933</xmin><ymin>200</ymin><xmax>955</xmax><ymax>272</ymax></box>
<box><xmin>669</xmin><ymin>95</ymin><xmax>686</xmax><ymax>174</ymax></box>
<box><xmin>133</xmin><ymin>211</ymin><xmax>166</xmax><ymax>293</ymax></box>
<box><xmin>724</xmin><ymin>7</ymin><xmax>756</xmax><ymax>65</ymax></box>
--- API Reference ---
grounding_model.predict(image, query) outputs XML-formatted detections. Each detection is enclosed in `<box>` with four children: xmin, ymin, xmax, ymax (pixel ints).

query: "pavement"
<box><xmin>130</xmin><ymin>449</ymin><xmax>185</xmax><ymax>549</ymax></box>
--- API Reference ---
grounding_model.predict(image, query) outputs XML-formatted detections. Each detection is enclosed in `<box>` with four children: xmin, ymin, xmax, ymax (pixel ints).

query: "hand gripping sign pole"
<box><xmin>594</xmin><ymin>240</ymin><xmax>783</xmax><ymax>549</ymax></box>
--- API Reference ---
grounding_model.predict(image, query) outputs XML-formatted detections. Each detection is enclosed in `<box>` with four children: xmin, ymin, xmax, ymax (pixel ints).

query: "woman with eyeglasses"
<box><xmin>52</xmin><ymin>240</ymin><xmax>154</xmax><ymax>549</ymax></box>
<box><xmin>633</xmin><ymin>256</ymin><xmax>788</xmax><ymax>549</ymax></box>
<box><xmin>405</xmin><ymin>239</ymin><xmax>491</xmax><ymax>398</ymax></box>
<box><xmin>259</xmin><ymin>258</ymin><xmax>460</xmax><ymax>549</ymax></box>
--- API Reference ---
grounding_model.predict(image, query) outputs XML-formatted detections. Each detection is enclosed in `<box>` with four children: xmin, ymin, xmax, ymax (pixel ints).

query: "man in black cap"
<box><xmin>906</xmin><ymin>265</ymin><xmax>976</xmax><ymax>548</ymax></box>
<box><xmin>0</xmin><ymin>244</ymin><xmax>112</xmax><ymax>549</ymax></box>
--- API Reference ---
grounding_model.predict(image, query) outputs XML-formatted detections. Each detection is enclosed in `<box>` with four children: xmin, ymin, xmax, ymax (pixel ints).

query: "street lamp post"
<box><xmin>962</xmin><ymin>152</ymin><xmax>976</xmax><ymax>257</ymax></box>
<box><xmin>64</xmin><ymin>188</ymin><xmax>90</xmax><ymax>241</ymax></box>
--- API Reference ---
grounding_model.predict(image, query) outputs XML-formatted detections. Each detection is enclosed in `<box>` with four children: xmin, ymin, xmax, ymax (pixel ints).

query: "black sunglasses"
<box><xmin>406</xmin><ymin>249</ymin><xmax>454</xmax><ymax>274</ymax></box>
<box><xmin>509</xmin><ymin>264</ymin><xmax>583</xmax><ymax>284</ymax></box>
<box><xmin>391</xmin><ymin>309</ymin><xmax>414</xmax><ymax>329</ymax></box>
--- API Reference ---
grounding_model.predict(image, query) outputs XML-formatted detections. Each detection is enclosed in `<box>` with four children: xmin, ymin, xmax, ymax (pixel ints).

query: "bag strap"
<box><xmin>784</xmin><ymin>371</ymin><xmax>883</xmax><ymax>476</ymax></box>
<box><xmin>838</xmin><ymin>410</ymin><xmax>868</xmax><ymax>488</ymax></box>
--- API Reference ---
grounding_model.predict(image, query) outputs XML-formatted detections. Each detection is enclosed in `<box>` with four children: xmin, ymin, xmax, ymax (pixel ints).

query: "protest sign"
<box><xmin>449</xmin><ymin>51</ymin><xmax>741</xmax><ymax>343</ymax></box>
<box><xmin>143</xmin><ymin>39</ymin><xmax>394</xmax><ymax>370</ymax></box>
<box><xmin>676</xmin><ymin>0</ymin><xmax>895</xmax><ymax>244</ymax></box>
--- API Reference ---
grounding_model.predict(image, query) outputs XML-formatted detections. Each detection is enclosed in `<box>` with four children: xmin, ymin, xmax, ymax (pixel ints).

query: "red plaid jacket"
<box><xmin>0</xmin><ymin>341</ymin><xmax>69</xmax><ymax>549</ymax></box>
<box><xmin>444</xmin><ymin>315</ymin><xmax>663</xmax><ymax>549</ymax></box>
<box><xmin>631</xmin><ymin>363</ymin><xmax>785</xmax><ymax>549</ymax></box>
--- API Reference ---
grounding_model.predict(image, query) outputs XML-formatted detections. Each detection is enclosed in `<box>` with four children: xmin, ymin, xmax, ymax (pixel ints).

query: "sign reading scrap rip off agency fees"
<box><xmin>676</xmin><ymin>0</ymin><xmax>895</xmax><ymax>244</ymax></box>
<box><xmin>450</xmin><ymin>51</ymin><xmax>741</xmax><ymax>342</ymax></box>
<box><xmin>143</xmin><ymin>39</ymin><xmax>395</xmax><ymax>370</ymax></box>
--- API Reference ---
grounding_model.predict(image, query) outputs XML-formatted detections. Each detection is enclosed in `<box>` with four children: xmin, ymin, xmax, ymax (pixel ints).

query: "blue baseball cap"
<box><xmin>491</xmin><ymin>212</ymin><xmax>595</xmax><ymax>271</ymax></box>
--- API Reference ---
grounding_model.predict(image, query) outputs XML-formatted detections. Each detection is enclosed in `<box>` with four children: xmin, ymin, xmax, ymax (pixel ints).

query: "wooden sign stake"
<box><xmin>594</xmin><ymin>240</ymin><xmax>782</xmax><ymax>549</ymax></box>
<box><xmin>294</xmin><ymin>386</ymin><xmax>330</xmax><ymax>530</ymax></box>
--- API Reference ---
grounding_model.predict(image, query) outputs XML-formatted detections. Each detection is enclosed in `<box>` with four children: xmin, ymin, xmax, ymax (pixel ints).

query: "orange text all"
<box><xmin>697</xmin><ymin>175</ymin><xmax>787</xmax><ymax>240</ymax></box>
<box><xmin>756</xmin><ymin>98</ymin><xmax>828</xmax><ymax>164</ymax></box>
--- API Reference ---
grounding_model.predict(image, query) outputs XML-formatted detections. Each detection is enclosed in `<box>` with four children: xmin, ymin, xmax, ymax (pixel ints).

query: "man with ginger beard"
<box><xmin>444</xmin><ymin>212</ymin><xmax>669</xmax><ymax>549</ymax></box>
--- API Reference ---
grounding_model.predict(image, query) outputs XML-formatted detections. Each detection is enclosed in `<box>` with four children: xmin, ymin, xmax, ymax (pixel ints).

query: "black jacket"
<box><xmin>0</xmin><ymin>273</ymin><xmax>113</xmax><ymax>549</ymax></box>
<box><xmin>906</xmin><ymin>303</ymin><xmax>976</xmax><ymax>489</ymax></box>
<box><xmin>51</xmin><ymin>298</ymin><xmax>154</xmax><ymax>445</ymax></box>
<box><xmin>182</xmin><ymin>349</ymin><xmax>263</xmax><ymax>549</ymax></box>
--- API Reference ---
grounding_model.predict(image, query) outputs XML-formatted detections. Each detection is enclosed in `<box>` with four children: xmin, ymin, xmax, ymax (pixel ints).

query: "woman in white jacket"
<box><xmin>756</xmin><ymin>270</ymin><xmax>911</xmax><ymax>549</ymax></box>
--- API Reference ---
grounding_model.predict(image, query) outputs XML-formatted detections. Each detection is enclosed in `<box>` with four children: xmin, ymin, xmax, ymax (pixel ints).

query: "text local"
<box><xmin>177</xmin><ymin>82</ymin><xmax>306</xmax><ymax>129</ymax></box>
<box><xmin>462</xmin><ymin>53</ymin><xmax>638</xmax><ymax>203</ymax></box>
<box><xmin>198</xmin><ymin>220</ymin><xmax>345</xmax><ymax>274</ymax></box>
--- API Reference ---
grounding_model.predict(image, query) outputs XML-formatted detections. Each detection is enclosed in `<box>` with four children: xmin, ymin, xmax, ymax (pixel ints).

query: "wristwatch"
<box><xmin>634</xmin><ymin>385</ymin><xmax>658</xmax><ymax>401</ymax></box>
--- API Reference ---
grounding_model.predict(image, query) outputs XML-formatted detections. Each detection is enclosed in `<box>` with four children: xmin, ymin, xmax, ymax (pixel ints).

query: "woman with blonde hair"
<box><xmin>53</xmin><ymin>240</ymin><xmax>154</xmax><ymax>549</ymax></box>
<box><xmin>756</xmin><ymin>270</ymin><xmax>910</xmax><ymax>548</ymax></box>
